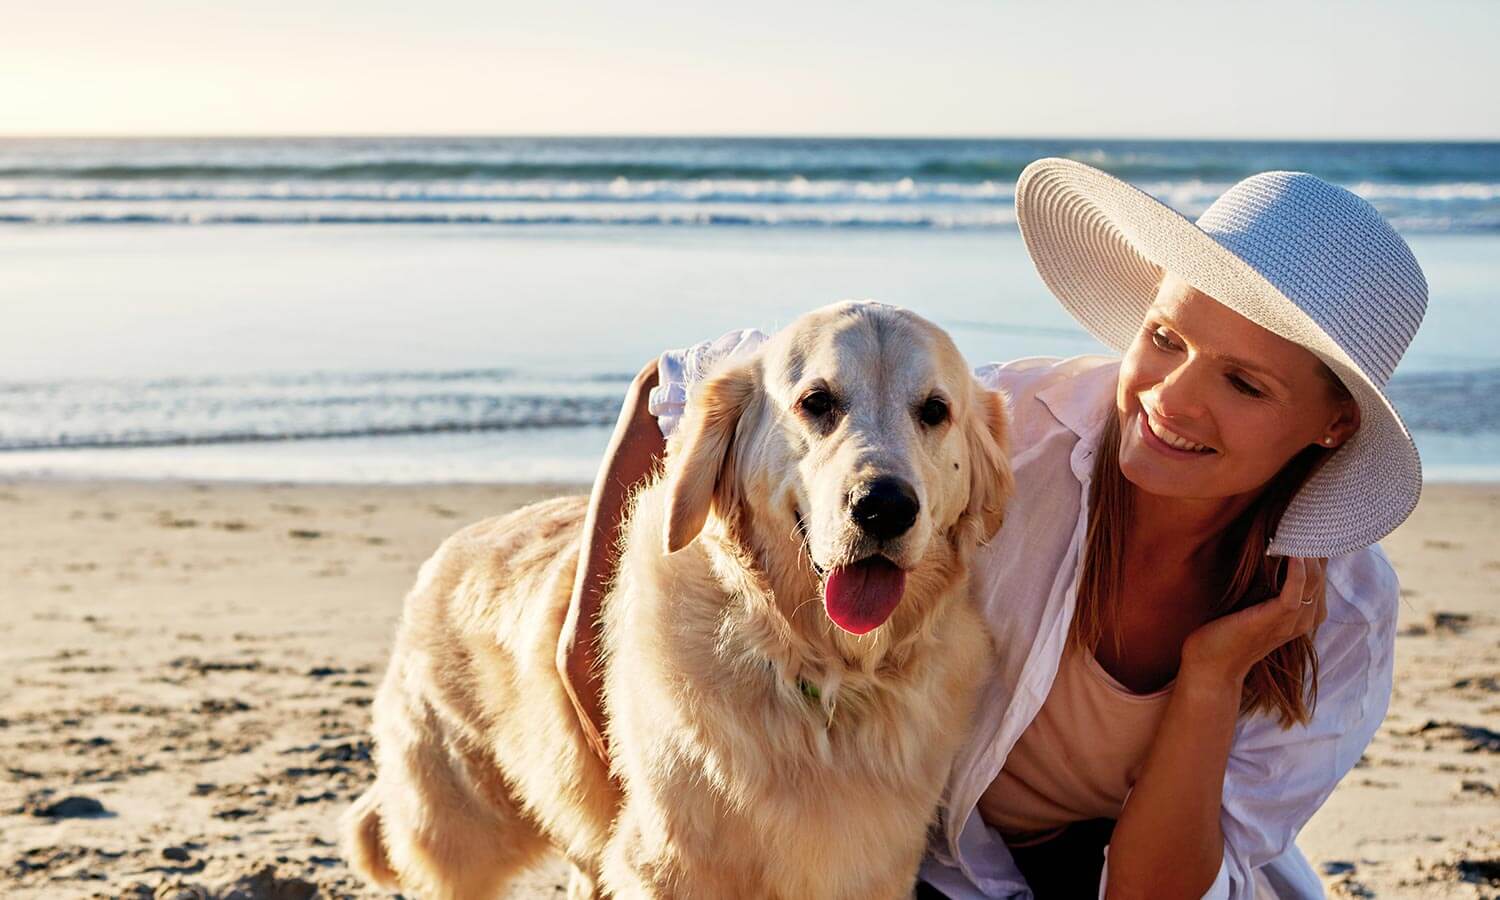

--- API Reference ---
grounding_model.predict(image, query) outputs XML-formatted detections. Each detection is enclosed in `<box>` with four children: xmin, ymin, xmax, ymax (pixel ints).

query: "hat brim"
<box><xmin>1015</xmin><ymin>157</ymin><xmax>1421</xmax><ymax>557</ymax></box>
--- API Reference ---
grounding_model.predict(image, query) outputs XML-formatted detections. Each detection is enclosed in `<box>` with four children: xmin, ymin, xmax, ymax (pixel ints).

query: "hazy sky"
<box><xmin>3</xmin><ymin>0</ymin><xmax>1496</xmax><ymax>139</ymax></box>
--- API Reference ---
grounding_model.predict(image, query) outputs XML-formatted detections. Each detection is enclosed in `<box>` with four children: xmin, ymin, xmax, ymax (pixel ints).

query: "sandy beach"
<box><xmin>1</xmin><ymin>478</ymin><xmax>1495</xmax><ymax>899</ymax></box>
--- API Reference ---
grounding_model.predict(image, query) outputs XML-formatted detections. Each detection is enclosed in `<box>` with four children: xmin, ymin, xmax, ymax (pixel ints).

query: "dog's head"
<box><xmin>663</xmin><ymin>301</ymin><xmax>1012</xmax><ymax>637</ymax></box>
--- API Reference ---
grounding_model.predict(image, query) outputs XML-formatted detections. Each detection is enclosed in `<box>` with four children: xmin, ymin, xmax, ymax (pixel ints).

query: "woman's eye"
<box><xmin>919</xmin><ymin>397</ymin><xmax>949</xmax><ymax>427</ymax></box>
<box><xmin>799</xmin><ymin>389</ymin><xmax>835</xmax><ymax>417</ymax></box>
<box><xmin>1149</xmin><ymin>327</ymin><xmax>1178</xmax><ymax>351</ymax></box>
<box><xmin>1229</xmin><ymin>376</ymin><xmax>1265</xmax><ymax>398</ymax></box>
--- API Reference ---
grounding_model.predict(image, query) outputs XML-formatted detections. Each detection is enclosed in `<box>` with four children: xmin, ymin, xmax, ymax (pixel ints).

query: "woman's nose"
<box><xmin>1150</xmin><ymin>362</ymin><xmax>1209</xmax><ymax>419</ymax></box>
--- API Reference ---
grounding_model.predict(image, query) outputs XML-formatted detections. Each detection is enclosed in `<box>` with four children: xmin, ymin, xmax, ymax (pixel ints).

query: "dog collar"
<box><xmin>797</xmin><ymin>678</ymin><xmax>821</xmax><ymax>703</ymax></box>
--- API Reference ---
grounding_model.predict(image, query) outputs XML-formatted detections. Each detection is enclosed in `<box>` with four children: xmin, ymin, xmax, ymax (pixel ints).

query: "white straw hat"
<box><xmin>1015</xmin><ymin>157</ymin><xmax>1428</xmax><ymax>558</ymax></box>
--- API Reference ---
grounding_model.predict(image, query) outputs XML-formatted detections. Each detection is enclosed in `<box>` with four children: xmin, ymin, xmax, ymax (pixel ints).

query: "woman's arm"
<box><xmin>557</xmin><ymin>358</ymin><xmax>666</xmax><ymax>766</ymax></box>
<box><xmin>558</xmin><ymin>328</ymin><xmax>770</xmax><ymax>765</ymax></box>
<box><xmin>1104</xmin><ymin>663</ymin><xmax>1240</xmax><ymax>898</ymax></box>
<box><xmin>1104</xmin><ymin>559</ymin><xmax>1328</xmax><ymax>900</ymax></box>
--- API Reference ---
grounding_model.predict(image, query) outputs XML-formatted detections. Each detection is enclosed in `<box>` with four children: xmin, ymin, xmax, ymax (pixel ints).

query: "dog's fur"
<box><xmin>343</xmin><ymin>302</ymin><xmax>1013</xmax><ymax>899</ymax></box>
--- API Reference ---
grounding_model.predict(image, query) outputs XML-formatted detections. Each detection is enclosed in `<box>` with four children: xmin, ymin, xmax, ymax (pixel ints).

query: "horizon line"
<box><xmin>2</xmin><ymin>131</ymin><xmax>1498</xmax><ymax>144</ymax></box>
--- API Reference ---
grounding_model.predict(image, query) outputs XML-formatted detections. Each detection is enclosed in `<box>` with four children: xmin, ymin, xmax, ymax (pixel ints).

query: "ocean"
<box><xmin>2</xmin><ymin>137</ymin><xmax>1497</xmax><ymax>483</ymax></box>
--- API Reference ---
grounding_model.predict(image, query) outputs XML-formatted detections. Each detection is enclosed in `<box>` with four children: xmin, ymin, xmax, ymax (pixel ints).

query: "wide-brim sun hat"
<box><xmin>1015</xmin><ymin>158</ymin><xmax>1428</xmax><ymax>558</ymax></box>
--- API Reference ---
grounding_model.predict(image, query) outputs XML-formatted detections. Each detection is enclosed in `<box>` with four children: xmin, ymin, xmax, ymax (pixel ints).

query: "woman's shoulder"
<box><xmin>973</xmin><ymin>354</ymin><xmax>1119</xmax><ymax>448</ymax></box>
<box><xmin>974</xmin><ymin>354</ymin><xmax>1120</xmax><ymax>417</ymax></box>
<box><xmin>1323</xmin><ymin>543</ymin><xmax>1401</xmax><ymax>628</ymax></box>
<box><xmin>973</xmin><ymin>353</ymin><xmax>1118</xmax><ymax>395</ymax></box>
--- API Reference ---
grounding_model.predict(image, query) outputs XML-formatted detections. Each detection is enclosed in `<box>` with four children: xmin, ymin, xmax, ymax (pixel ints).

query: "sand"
<box><xmin>1</xmin><ymin>479</ymin><xmax>1495</xmax><ymax>898</ymax></box>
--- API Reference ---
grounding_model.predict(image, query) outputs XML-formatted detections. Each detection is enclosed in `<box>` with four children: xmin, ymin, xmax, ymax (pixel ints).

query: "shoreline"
<box><xmin>1</xmin><ymin>479</ymin><xmax>1495</xmax><ymax>897</ymax></box>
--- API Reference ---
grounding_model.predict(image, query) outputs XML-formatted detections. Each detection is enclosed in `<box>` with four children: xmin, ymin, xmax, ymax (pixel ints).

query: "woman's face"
<box><xmin>1115</xmin><ymin>274</ymin><xmax>1360</xmax><ymax>502</ymax></box>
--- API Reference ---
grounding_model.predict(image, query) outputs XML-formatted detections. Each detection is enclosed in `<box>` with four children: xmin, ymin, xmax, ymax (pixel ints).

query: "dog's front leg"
<box><xmin>601</xmin><ymin>797</ymin><xmax>754</xmax><ymax>900</ymax></box>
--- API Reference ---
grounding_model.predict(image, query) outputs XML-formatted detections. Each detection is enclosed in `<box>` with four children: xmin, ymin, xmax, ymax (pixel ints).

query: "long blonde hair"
<box><xmin>1071</xmin><ymin>406</ymin><xmax>1341</xmax><ymax>728</ymax></box>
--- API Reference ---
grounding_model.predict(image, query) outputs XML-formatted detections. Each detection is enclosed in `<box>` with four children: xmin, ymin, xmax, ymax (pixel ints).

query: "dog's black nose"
<box><xmin>851</xmin><ymin>477</ymin><xmax>919</xmax><ymax>541</ymax></box>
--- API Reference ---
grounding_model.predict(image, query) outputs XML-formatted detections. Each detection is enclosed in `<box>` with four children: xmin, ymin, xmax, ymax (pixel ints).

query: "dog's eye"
<box><xmin>799</xmin><ymin>389</ymin><xmax>835</xmax><ymax>418</ymax></box>
<box><xmin>919</xmin><ymin>396</ymin><xmax>949</xmax><ymax>427</ymax></box>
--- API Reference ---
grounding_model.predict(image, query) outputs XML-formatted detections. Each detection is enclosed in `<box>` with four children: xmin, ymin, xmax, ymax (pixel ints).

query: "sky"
<box><xmin>2</xmin><ymin>0</ymin><xmax>1496</xmax><ymax>139</ymax></box>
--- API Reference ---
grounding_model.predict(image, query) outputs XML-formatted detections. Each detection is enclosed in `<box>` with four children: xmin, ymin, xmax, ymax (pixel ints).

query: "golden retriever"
<box><xmin>343</xmin><ymin>301</ymin><xmax>1013</xmax><ymax>899</ymax></box>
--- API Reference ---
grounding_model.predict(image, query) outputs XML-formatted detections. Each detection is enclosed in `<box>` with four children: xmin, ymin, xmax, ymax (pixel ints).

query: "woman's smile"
<box><xmin>1136</xmin><ymin>408</ymin><xmax>1216</xmax><ymax>456</ymax></box>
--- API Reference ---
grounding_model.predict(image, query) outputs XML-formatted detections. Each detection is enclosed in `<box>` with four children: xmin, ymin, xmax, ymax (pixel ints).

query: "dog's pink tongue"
<box><xmin>823</xmin><ymin>557</ymin><xmax>907</xmax><ymax>635</ymax></box>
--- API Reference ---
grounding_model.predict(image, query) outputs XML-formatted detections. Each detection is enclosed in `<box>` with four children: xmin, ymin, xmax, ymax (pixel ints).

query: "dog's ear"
<box><xmin>663</xmin><ymin>364</ymin><xmax>757</xmax><ymax>554</ymax></box>
<box><xmin>961</xmin><ymin>386</ymin><xmax>1013</xmax><ymax>544</ymax></box>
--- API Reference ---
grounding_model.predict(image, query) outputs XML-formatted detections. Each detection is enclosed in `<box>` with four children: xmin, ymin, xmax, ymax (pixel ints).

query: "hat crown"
<box><xmin>1194</xmin><ymin>171</ymin><xmax>1428</xmax><ymax>386</ymax></box>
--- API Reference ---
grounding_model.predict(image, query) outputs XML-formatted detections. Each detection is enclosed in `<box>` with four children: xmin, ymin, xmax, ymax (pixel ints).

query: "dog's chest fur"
<box><xmin>600</xmin><ymin>482</ymin><xmax>990</xmax><ymax>895</ymax></box>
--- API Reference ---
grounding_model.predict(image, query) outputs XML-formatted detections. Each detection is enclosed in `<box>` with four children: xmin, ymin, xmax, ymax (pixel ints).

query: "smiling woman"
<box><xmin>1075</xmin><ymin>275</ymin><xmax>1362</xmax><ymax>738</ymax></box>
<box><xmin>1063</xmin><ymin>275</ymin><xmax>1361</xmax><ymax>725</ymax></box>
<box><xmin>937</xmin><ymin>160</ymin><xmax>1425</xmax><ymax>900</ymax></box>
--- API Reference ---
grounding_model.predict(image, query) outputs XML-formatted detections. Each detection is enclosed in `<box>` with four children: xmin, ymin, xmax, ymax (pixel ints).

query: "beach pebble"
<box><xmin>34</xmin><ymin>794</ymin><xmax>108</xmax><ymax>818</ymax></box>
<box><xmin>316</xmin><ymin>740</ymin><xmax>371</xmax><ymax>763</ymax></box>
<box><xmin>198</xmin><ymin>698</ymin><xmax>252</xmax><ymax>715</ymax></box>
<box><xmin>1321</xmin><ymin>860</ymin><xmax>1357</xmax><ymax>876</ymax></box>
<box><xmin>1456</xmin><ymin>858</ymin><xmax>1500</xmax><ymax>886</ymax></box>
<box><xmin>162</xmin><ymin>845</ymin><xmax>193</xmax><ymax>862</ymax></box>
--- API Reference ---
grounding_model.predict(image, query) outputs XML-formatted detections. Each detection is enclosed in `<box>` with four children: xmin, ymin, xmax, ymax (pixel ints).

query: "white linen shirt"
<box><xmin>649</xmin><ymin>335</ymin><xmax>1399</xmax><ymax>900</ymax></box>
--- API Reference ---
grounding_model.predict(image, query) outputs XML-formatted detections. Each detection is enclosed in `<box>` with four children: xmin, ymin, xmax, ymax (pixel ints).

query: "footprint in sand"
<box><xmin>1458</xmin><ymin>779</ymin><xmax>1496</xmax><ymax>796</ymax></box>
<box><xmin>1429</xmin><ymin>611</ymin><xmax>1472</xmax><ymax>634</ymax></box>
<box><xmin>1452</xmin><ymin>674</ymin><xmax>1500</xmax><ymax>693</ymax></box>
<box><xmin>1414</xmin><ymin>720</ymin><xmax>1500</xmax><ymax>753</ymax></box>
<box><xmin>155</xmin><ymin>511</ymin><xmax>200</xmax><ymax>528</ymax></box>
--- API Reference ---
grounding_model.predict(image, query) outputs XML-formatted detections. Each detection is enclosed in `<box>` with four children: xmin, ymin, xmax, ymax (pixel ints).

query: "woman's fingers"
<box><xmin>1279</xmin><ymin>556</ymin><xmax>1308</xmax><ymax>612</ymax></box>
<box><xmin>1280</xmin><ymin>557</ymin><xmax>1328</xmax><ymax>640</ymax></box>
<box><xmin>1302</xmin><ymin>558</ymin><xmax>1329</xmax><ymax>635</ymax></box>
<box><xmin>1267</xmin><ymin>556</ymin><xmax>1330</xmax><ymax>645</ymax></box>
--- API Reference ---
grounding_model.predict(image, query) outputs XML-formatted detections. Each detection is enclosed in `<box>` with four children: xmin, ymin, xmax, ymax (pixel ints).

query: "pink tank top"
<box><xmin>978</xmin><ymin>643</ymin><xmax>1174</xmax><ymax>844</ymax></box>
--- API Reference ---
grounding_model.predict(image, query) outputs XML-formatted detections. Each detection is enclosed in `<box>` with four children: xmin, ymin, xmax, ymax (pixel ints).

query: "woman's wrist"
<box><xmin>1177</xmin><ymin>646</ymin><xmax>1249</xmax><ymax>700</ymax></box>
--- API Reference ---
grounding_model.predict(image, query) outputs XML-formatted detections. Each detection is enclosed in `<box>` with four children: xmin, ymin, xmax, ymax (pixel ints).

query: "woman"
<box><xmin>556</xmin><ymin>158</ymin><xmax>1426</xmax><ymax>899</ymax></box>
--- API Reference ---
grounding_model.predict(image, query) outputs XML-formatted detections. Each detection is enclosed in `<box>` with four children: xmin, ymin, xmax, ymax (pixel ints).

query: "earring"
<box><xmin>1322</xmin><ymin>437</ymin><xmax>1335</xmax><ymax>446</ymax></box>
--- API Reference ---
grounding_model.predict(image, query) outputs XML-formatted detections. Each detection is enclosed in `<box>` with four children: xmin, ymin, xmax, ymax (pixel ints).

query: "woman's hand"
<box><xmin>1180</xmin><ymin>557</ymin><xmax>1329</xmax><ymax>690</ymax></box>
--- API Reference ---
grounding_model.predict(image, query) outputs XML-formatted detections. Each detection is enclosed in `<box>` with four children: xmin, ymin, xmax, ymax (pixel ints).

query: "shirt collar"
<box><xmin>1035</xmin><ymin>356</ymin><xmax>1121</xmax><ymax>483</ymax></box>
